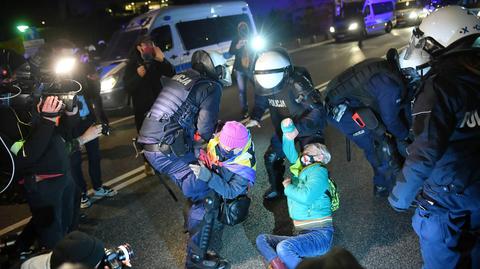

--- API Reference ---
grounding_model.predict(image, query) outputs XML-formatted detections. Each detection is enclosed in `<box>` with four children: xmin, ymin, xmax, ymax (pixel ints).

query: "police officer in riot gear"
<box><xmin>137</xmin><ymin>50</ymin><xmax>232</xmax><ymax>268</ymax></box>
<box><xmin>324</xmin><ymin>51</ymin><xmax>415</xmax><ymax>197</ymax></box>
<box><xmin>246</xmin><ymin>48</ymin><xmax>325</xmax><ymax>200</ymax></box>
<box><xmin>389</xmin><ymin>6</ymin><xmax>480</xmax><ymax>269</ymax></box>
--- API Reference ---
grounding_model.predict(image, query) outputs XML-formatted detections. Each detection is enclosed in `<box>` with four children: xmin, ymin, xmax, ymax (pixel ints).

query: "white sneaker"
<box><xmin>81</xmin><ymin>194</ymin><xmax>92</xmax><ymax>209</ymax></box>
<box><xmin>94</xmin><ymin>186</ymin><xmax>118</xmax><ymax>197</ymax></box>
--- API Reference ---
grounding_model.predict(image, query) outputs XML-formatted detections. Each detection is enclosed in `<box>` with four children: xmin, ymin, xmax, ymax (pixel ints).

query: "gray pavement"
<box><xmin>1</xmin><ymin>28</ymin><xmax>423</xmax><ymax>269</ymax></box>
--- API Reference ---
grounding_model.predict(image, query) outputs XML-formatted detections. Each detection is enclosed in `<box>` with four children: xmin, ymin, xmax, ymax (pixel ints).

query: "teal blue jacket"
<box><xmin>283</xmin><ymin>135</ymin><xmax>332</xmax><ymax>221</ymax></box>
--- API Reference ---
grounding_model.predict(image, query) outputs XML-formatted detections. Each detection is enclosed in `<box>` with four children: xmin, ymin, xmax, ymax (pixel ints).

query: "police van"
<box><xmin>395</xmin><ymin>0</ymin><xmax>427</xmax><ymax>26</ymax></box>
<box><xmin>330</xmin><ymin>0</ymin><xmax>397</xmax><ymax>41</ymax></box>
<box><xmin>99</xmin><ymin>1</ymin><xmax>256</xmax><ymax>110</ymax></box>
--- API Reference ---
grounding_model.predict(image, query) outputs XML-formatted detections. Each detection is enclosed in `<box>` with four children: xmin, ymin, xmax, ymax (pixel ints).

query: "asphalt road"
<box><xmin>1</xmin><ymin>27</ymin><xmax>423</xmax><ymax>269</ymax></box>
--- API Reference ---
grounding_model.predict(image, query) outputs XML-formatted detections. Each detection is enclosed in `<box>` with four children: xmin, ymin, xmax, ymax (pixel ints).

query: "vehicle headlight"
<box><xmin>329</xmin><ymin>26</ymin><xmax>335</xmax><ymax>33</ymax></box>
<box><xmin>101</xmin><ymin>77</ymin><xmax>117</xmax><ymax>93</ymax></box>
<box><xmin>251</xmin><ymin>35</ymin><xmax>266</xmax><ymax>52</ymax></box>
<box><xmin>348</xmin><ymin>22</ymin><xmax>359</xmax><ymax>31</ymax></box>
<box><xmin>409</xmin><ymin>11</ymin><xmax>418</xmax><ymax>19</ymax></box>
<box><xmin>477</xmin><ymin>10</ymin><xmax>480</xmax><ymax>17</ymax></box>
<box><xmin>54</xmin><ymin>57</ymin><xmax>76</xmax><ymax>75</ymax></box>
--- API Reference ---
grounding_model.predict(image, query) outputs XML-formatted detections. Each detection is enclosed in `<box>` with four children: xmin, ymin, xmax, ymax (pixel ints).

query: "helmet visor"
<box><xmin>404</xmin><ymin>27</ymin><xmax>444</xmax><ymax>60</ymax></box>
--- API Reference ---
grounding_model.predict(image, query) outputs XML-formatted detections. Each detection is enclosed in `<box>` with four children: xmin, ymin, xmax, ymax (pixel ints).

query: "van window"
<box><xmin>103</xmin><ymin>28</ymin><xmax>146</xmax><ymax>61</ymax></box>
<box><xmin>150</xmin><ymin>25</ymin><xmax>173</xmax><ymax>51</ymax></box>
<box><xmin>372</xmin><ymin>2</ymin><xmax>394</xmax><ymax>14</ymax></box>
<box><xmin>364</xmin><ymin>6</ymin><xmax>371</xmax><ymax>16</ymax></box>
<box><xmin>395</xmin><ymin>1</ymin><xmax>420</xmax><ymax>10</ymax></box>
<box><xmin>176</xmin><ymin>14</ymin><xmax>252</xmax><ymax>50</ymax></box>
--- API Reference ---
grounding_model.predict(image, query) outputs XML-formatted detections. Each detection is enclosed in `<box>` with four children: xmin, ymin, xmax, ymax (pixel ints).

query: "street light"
<box><xmin>16</xmin><ymin>25</ymin><xmax>29</xmax><ymax>33</ymax></box>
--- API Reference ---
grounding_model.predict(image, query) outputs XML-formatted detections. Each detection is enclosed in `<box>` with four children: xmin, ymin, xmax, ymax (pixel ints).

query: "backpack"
<box><xmin>326</xmin><ymin>176</ymin><xmax>340</xmax><ymax>212</ymax></box>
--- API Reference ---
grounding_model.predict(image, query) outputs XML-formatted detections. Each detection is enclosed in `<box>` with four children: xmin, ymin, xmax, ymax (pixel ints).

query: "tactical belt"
<box><xmin>142</xmin><ymin>143</ymin><xmax>172</xmax><ymax>154</ymax></box>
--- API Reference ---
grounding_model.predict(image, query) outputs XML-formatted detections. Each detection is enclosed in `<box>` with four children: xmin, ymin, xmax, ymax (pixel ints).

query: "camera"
<box><xmin>101</xmin><ymin>243</ymin><xmax>133</xmax><ymax>269</ymax></box>
<box><xmin>101</xmin><ymin>123</ymin><xmax>111</xmax><ymax>136</ymax></box>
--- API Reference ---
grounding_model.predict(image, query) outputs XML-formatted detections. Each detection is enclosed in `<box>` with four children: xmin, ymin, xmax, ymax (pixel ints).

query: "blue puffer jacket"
<box><xmin>282</xmin><ymin>128</ymin><xmax>332</xmax><ymax>221</ymax></box>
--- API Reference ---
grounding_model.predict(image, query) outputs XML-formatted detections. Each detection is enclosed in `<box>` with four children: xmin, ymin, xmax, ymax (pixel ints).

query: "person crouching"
<box><xmin>187</xmin><ymin>121</ymin><xmax>256</xmax><ymax>268</ymax></box>
<box><xmin>256</xmin><ymin>118</ymin><xmax>334</xmax><ymax>269</ymax></box>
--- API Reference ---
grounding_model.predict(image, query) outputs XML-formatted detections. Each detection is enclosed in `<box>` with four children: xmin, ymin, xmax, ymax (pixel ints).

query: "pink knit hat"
<box><xmin>219</xmin><ymin>121</ymin><xmax>249</xmax><ymax>149</ymax></box>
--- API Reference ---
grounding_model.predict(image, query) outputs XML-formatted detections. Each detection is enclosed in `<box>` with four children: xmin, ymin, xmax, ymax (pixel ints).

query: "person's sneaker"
<box><xmin>263</xmin><ymin>188</ymin><xmax>283</xmax><ymax>200</ymax></box>
<box><xmin>373</xmin><ymin>185</ymin><xmax>389</xmax><ymax>197</ymax></box>
<box><xmin>241</xmin><ymin>110</ymin><xmax>250</xmax><ymax>120</ymax></box>
<box><xmin>94</xmin><ymin>186</ymin><xmax>117</xmax><ymax>198</ymax></box>
<box><xmin>81</xmin><ymin>194</ymin><xmax>92</xmax><ymax>209</ymax></box>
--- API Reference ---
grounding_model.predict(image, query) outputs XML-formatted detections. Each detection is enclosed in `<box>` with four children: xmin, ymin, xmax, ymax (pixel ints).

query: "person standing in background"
<box><xmin>123</xmin><ymin>36</ymin><xmax>175</xmax><ymax>175</ymax></box>
<box><xmin>229</xmin><ymin>21</ymin><xmax>254</xmax><ymax>119</ymax></box>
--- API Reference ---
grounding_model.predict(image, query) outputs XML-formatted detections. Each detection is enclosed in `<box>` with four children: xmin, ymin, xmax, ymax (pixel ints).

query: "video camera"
<box><xmin>101</xmin><ymin>243</ymin><xmax>134</xmax><ymax>269</ymax></box>
<box><xmin>0</xmin><ymin>57</ymin><xmax>82</xmax><ymax>115</ymax></box>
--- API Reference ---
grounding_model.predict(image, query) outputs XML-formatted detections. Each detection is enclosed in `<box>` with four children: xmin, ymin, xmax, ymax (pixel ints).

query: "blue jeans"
<box><xmin>256</xmin><ymin>226</ymin><xmax>334</xmax><ymax>269</ymax></box>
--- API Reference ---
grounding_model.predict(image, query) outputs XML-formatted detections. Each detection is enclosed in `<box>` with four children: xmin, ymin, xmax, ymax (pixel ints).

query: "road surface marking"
<box><xmin>0</xmin><ymin>166</ymin><xmax>146</xmax><ymax>236</ymax></box>
<box><xmin>110</xmin><ymin>115</ymin><xmax>135</xmax><ymax>126</ymax></box>
<box><xmin>86</xmin><ymin>166</ymin><xmax>143</xmax><ymax>195</ymax></box>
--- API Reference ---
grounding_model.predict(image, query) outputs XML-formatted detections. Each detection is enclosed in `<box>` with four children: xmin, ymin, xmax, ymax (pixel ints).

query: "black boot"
<box><xmin>263</xmin><ymin>147</ymin><xmax>285</xmax><ymax>200</ymax></box>
<box><xmin>187</xmin><ymin>195</ymin><xmax>229</xmax><ymax>269</ymax></box>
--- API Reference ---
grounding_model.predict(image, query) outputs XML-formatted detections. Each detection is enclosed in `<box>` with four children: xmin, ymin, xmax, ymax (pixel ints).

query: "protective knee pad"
<box><xmin>191</xmin><ymin>195</ymin><xmax>220</xmax><ymax>259</ymax></box>
<box><xmin>264</xmin><ymin>147</ymin><xmax>285</xmax><ymax>189</ymax></box>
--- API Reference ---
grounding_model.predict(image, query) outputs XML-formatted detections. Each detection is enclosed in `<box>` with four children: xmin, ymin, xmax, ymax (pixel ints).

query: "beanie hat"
<box><xmin>219</xmin><ymin>121</ymin><xmax>249</xmax><ymax>149</ymax></box>
<box><xmin>50</xmin><ymin>231</ymin><xmax>105</xmax><ymax>269</ymax></box>
<box><xmin>303</xmin><ymin>143</ymin><xmax>331</xmax><ymax>164</ymax></box>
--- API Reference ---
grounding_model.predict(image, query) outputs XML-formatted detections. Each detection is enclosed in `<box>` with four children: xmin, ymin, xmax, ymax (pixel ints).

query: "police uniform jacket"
<box><xmin>389</xmin><ymin>51</ymin><xmax>480</xmax><ymax>212</ymax></box>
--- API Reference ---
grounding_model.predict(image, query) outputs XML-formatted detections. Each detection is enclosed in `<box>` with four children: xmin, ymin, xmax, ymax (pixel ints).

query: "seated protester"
<box><xmin>256</xmin><ymin>118</ymin><xmax>334</xmax><ymax>269</ymax></box>
<box><xmin>20</xmin><ymin>231</ymin><xmax>105</xmax><ymax>269</ymax></box>
<box><xmin>187</xmin><ymin>121</ymin><xmax>255</xmax><ymax>269</ymax></box>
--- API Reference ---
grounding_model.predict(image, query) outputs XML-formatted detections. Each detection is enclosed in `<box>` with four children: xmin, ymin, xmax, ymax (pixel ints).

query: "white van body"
<box><xmin>364</xmin><ymin>0</ymin><xmax>397</xmax><ymax>34</ymax></box>
<box><xmin>331</xmin><ymin>0</ymin><xmax>396</xmax><ymax>40</ymax></box>
<box><xmin>99</xmin><ymin>1</ymin><xmax>256</xmax><ymax>110</ymax></box>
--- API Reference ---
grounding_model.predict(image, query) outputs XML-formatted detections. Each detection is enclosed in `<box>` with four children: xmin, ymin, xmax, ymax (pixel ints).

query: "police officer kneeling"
<box><xmin>389</xmin><ymin>6</ymin><xmax>480</xmax><ymax>269</ymax></box>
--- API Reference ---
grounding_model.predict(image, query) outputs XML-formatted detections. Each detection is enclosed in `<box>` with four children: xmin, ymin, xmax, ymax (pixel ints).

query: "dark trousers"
<box><xmin>18</xmin><ymin>174</ymin><xmax>76</xmax><ymax>250</ymax></box>
<box><xmin>236</xmin><ymin>71</ymin><xmax>250</xmax><ymax>112</ymax></box>
<box><xmin>264</xmin><ymin>135</ymin><xmax>286</xmax><ymax>193</ymax></box>
<box><xmin>71</xmin><ymin>118</ymin><xmax>103</xmax><ymax>193</ymax></box>
<box><xmin>327</xmin><ymin>110</ymin><xmax>397</xmax><ymax>188</ymax></box>
<box><xmin>413</xmin><ymin>198</ymin><xmax>480</xmax><ymax>269</ymax></box>
<box><xmin>143</xmin><ymin>151</ymin><xmax>209</xmax><ymax>202</ymax></box>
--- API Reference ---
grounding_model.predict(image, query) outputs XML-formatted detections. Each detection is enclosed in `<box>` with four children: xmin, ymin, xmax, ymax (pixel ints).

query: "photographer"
<box><xmin>0</xmin><ymin>93</ymin><xmax>77</xmax><ymax>252</ymax></box>
<box><xmin>123</xmin><ymin>36</ymin><xmax>175</xmax><ymax>175</ymax></box>
<box><xmin>20</xmin><ymin>231</ymin><xmax>131</xmax><ymax>269</ymax></box>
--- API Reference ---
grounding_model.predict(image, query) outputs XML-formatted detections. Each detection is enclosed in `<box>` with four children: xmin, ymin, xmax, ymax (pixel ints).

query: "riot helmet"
<box><xmin>398</xmin><ymin>47</ymin><xmax>431</xmax><ymax>79</ymax></box>
<box><xmin>253</xmin><ymin>48</ymin><xmax>292</xmax><ymax>96</ymax></box>
<box><xmin>191</xmin><ymin>50</ymin><xmax>232</xmax><ymax>87</ymax></box>
<box><xmin>403</xmin><ymin>6</ymin><xmax>480</xmax><ymax>62</ymax></box>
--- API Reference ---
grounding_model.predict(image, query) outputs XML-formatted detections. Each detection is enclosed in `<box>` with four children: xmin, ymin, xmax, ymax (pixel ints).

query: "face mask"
<box><xmin>218</xmin><ymin>146</ymin><xmax>235</xmax><ymax>160</ymax></box>
<box><xmin>141</xmin><ymin>45</ymin><xmax>155</xmax><ymax>62</ymax></box>
<box><xmin>300</xmin><ymin>154</ymin><xmax>315</xmax><ymax>166</ymax></box>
